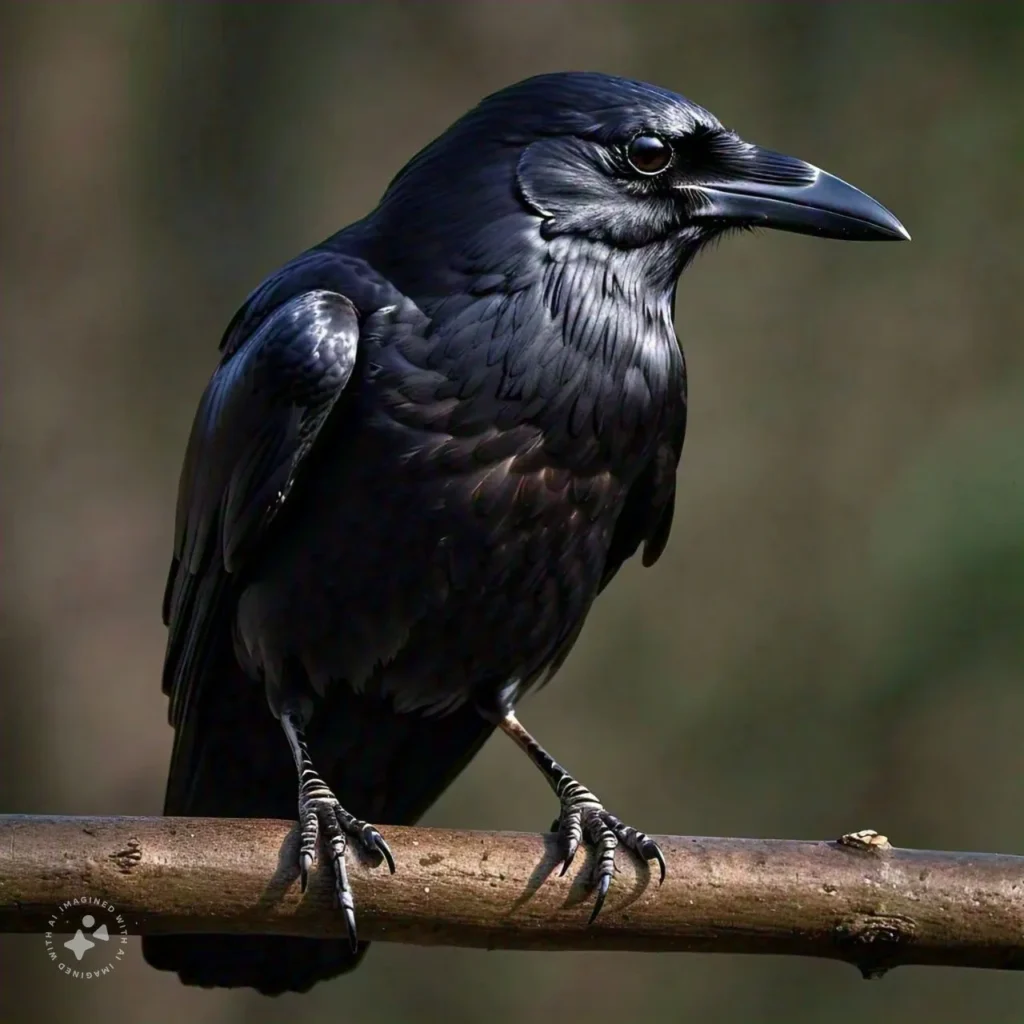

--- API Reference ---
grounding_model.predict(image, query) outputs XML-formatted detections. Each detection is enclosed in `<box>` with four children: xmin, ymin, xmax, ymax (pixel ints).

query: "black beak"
<box><xmin>688</xmin><ymin>142</ymin><xmax>910</xmax><ymax>242</ymax></box>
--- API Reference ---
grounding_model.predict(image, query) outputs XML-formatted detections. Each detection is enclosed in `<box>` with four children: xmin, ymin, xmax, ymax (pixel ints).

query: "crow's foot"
<box><xmin>497</xmin><ymin>710</ymin><xmax>664</xmax><ymax>923</ymax></box>
<box><xmin>282</xmin><ymin>708</ymin><xmax>395</xmax><ymax>951</ymax></box>
<box><xmin>550</xmin><ymin>781</ymin><xmax>666</xmax><ymax>922</ymax></box>
<box><xmin>296</xmin><ymin>788</ymin><xmax>395</xmax><ymax>950</ymax></box>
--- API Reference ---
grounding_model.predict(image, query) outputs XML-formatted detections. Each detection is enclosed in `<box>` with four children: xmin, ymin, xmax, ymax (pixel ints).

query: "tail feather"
<box><xmin>143</xmin><ymin>934</ymin><xmax>366</xmax><ymax>996</ymax></box>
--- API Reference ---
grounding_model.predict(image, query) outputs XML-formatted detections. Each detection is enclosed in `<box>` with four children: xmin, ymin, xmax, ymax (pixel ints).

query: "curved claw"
<box><xmin>342</xmin><ymin>903</ymin><xmax>359</xmax><ymax>953</ymax></box>
<box><xmin>373</xmin><ymin>833</ymin><xmax>397</xmax><ymax>875</ymax></box>
<box><xmin>559</xmin><ymin>835</ymin><xmax>579</xmax><ymax>877</ymax></box>
<box><xmin>588</xmin><ymin>871</ymin><xmax>611</xmax><ymax>925</ymax></box>
<box><xmin>647</xmin><ymin>841</ymin><xmax>667</xmax><ymax>885</ymax></box>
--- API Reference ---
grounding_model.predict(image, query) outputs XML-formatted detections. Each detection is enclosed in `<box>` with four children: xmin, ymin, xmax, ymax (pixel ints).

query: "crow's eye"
<box><xmin>626</xmin><ymin>135</ymin><xmax>672</xmax><ymax>175</ymax></box>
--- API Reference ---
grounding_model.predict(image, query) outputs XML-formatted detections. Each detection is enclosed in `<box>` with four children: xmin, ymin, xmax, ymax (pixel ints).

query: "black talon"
<box><xmin>559</xmin><ymin>835</ymin><xmax>579</xmax><ymax>876</ymax></box>
<box><xmin>589</xmin><ymin>871</ymin><xmax>611</xmax><ymax>924</ymax></box>
<box><xmin>649</xmin><ymin>842</ymin><xmax>667</xmax><ymax>884</ymax></box>
<box><xmin>371</xmin><ymin>831</ymin><xmax>397</xmax><ymax>875</ymax></box>
<box><xmin>341</xmin><ymin>901</ymin><xmax>359</xmax><ymax>954</ymax></box>
<box><xmin>552</xmin><ymin>813</ymin><xmax>572</xmax><ymax>874</ymax></box>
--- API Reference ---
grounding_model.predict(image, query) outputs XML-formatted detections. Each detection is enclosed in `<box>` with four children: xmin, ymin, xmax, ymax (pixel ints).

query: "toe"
<box><xmin>600</xmin><ymin>812</ymin><xmax>667</xmax><ymax>883</ymax></box>
<box><xmin>585</xmin><ymin>813</ymin><xmax>618</xmax><ymax>923</ymax></box>
<box><xmin>557</xmin><ymin>806</ymin><xmax>583</xmax><ymax>876</ymax></box>
<box><xmin>329</xmin><ymin>842</ymin><xmax>359</xmax><ymax>953</ymax></box>
<box><xmin>346</xmin><ymin>818</ymin><xmax>396</xmax><ymax>874</ymax></box>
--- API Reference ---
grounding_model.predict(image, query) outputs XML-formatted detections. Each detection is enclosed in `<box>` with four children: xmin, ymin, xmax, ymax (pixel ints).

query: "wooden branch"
<box><xmin>2</xmin><ymin>815</ymin><xmax>1022</xmax><ymax>976</ymax></box>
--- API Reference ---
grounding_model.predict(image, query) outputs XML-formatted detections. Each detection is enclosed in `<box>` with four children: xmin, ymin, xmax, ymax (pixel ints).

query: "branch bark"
<box><xmin>2</xmin><ymin>815</ymin><xmax>1022</xmax><ymax>977</ymax></box>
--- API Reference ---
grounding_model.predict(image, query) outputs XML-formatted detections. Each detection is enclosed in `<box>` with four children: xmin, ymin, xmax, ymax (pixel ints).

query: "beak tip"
<box><xmin>874</xmin><ymin>218</ymin><xmax>911</xmax><ymax>242</ymax></box>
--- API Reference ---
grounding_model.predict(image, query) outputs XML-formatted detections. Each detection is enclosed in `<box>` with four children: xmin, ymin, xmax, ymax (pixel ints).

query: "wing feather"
<box><xmin>161</xmin><ymin>289</ymin><xmax>360</xmax><ymax>735</ymax></box>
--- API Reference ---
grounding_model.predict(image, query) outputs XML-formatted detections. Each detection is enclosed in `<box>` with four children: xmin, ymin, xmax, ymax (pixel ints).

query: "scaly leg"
<box><xmin>281</xmin><ymin>708</ymin><xmax>395</xmax><ymax>950</ymax></box>
<box><xmin>499</xmin><ymin>711</ymin><xmax>665</xmax><ymax>922</ymax></box>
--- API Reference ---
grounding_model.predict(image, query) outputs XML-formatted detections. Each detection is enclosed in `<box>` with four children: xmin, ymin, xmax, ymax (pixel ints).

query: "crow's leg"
<box><xmin>498</xmin><ymin>710</ymin><xmax>665</xmax><ymax>922</ymax></box>
<box><xmin>280</xmin><ymin>707</ymin><xmax>395</xmax><ymax>950</ymax></box>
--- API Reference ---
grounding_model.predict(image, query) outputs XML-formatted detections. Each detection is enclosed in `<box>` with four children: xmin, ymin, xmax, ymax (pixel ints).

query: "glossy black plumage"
<box><xmin>143</xmin><ymin>71</ymin><xmax>907</xmax><ymax>994</ymax></box>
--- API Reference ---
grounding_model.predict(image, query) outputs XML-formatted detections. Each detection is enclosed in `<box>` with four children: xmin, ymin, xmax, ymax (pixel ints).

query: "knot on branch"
<box><xmin>834</xmin><ymin>913</ymin><xmax>917</xmax><ymax>979</ymax></box>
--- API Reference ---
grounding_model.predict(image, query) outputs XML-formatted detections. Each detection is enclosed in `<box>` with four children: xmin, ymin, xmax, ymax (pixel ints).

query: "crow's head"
<box><xmin>368</xmin><ymin>72</ymin><xmax>907</xmax><ymax>292</ymax></box>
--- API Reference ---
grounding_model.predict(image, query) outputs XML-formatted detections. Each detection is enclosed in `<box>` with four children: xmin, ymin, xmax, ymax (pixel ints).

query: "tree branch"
<box><xmin>2</xmin><ymin>815</ymin><xmax>1022</xmax><ymax>976</ymax></box>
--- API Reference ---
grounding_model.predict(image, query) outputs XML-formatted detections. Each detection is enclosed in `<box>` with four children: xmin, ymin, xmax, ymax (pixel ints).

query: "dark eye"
<box><xmin>626</xmin><ymin>134</ymin><xmax>672</xmax><ymax>175</ymax></box>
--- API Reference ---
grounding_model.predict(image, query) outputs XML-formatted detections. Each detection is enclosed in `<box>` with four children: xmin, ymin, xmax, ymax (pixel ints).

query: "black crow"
<box><xmin>143</xmin><ymin>71</ymin><xmax>908</xmax><ymax>994</ymax></box>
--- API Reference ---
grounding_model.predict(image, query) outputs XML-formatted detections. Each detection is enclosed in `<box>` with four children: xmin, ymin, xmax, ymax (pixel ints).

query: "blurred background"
<box><xmin>2</xmin><ymin>2</ymin><xmax>1022</xmax><ymax>1022</ymax></box>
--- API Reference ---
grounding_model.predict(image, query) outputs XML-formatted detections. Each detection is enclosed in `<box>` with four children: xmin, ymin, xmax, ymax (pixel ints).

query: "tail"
<box><xmin>143</xmin><ymin>633</ymin><xmax>495</xmax><ymax>995</ymax></box>
<box><xmin>142</xmin><ymin>934</ymin><xmax>365</xmax><ymax>996</ymax></box>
